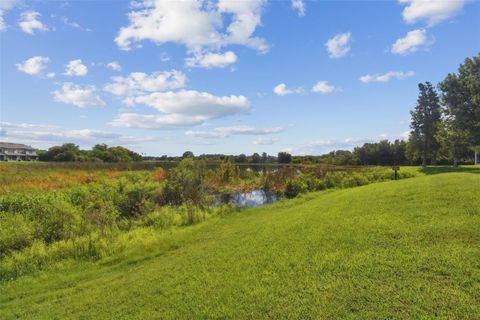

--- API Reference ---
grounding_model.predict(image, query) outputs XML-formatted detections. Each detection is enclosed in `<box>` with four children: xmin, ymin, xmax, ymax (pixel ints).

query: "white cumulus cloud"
<box><xmin>16</xmin><ymin>56</ymin><xmax>49</xmax><ymax>75</ymax></box>
<box><xmin>185</xmin><ymin>51</ymin><xmax>237</xmax><ymax>68</ymax></box>
<box><xmin>391</xmin><ymin>29</ymin><xmax>431</xmax><ymax>55</ymax></box>
<box><xmin>104</xmin><ymin>70</ymin><xmax>186</xmax><ymax>96</ymax></box>
<box><xmin>291</xmin><ymin>0</ymin><xmax>305</xmax><ymax>17</ymax></box>
<box><xmin>110</xmin><ymin>113</ymin><xmax>209</xmax><ymax>129</ymax></box>
<box><xmin>399</xmin><ymin>0</ymin><xmax>464</xmax><ymax>26</ymax></box>
<box><xmin>64</xmin><ymin>59</ymin><xmax>88</xmax><ymax>76</ymax></box>
<box><xmin>360</xmin><ymin>71</ymin><xmax>415</xmax><ymax>83</ymax></box>
<box><xmin>110</xmin><ymin>90</ymin><xmax>250</xmax><ymax>129</ymax></box>
<box><xmin>107</xmin><ymin>61</ymin><xmax>121</xmax><ymax>71</ymax></box>
<box><xmin>115</xmin><ymin>0</ymin><xmax>268</xmax><ymax>53</ymax></box>
<box><xmin>325</xmin><ymin>32</ymin><xmax>351</xmax><ymax>59</ymax></box>
<box><xmin>53</xmin><ymin>83</ymin><xmax>105</xmax><ymax>108</ymax></box>
<box><xmin>273</xmin><ymin>83</ymin><xmax>303</xmax><ymax>96</ymax></box>
<box><xmin>311</xmin><ymin>81</ymin><xmax>336</xmax><ymax>94</ymax></box>
<box><xmin>18</xmin><ymin>11</ymin><xmax>48</xmax><ymax>34</ymax></box>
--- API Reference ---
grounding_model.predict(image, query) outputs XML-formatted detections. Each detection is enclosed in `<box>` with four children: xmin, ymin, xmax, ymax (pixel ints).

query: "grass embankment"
<box><xmin>1</xmin><ymin>171</ymin><xmax>479</xmax><ymax>319</ymax></box>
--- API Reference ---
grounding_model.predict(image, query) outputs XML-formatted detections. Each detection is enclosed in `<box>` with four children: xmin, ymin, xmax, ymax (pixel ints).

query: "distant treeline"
<box><xmin>38</xmin><ymin>143</ymin><xmax>142</xmax><ymax>162</ymax></box>
<box><xmin>38</xmin><ymin>138</ymin><xmax>472</xmax><ymax>166</ymax></box>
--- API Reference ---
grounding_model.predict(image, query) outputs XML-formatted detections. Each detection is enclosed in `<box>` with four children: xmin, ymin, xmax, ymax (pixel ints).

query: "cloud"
<box><xmin>399</xmin><ymin>0</ymin><xmax>464</xmax><ymax>26</ymax></box>
<box><xmin>18</xmin><ymin>11</ymin><xmax>48</xmax><ymax>34</ymax></box>
<box><xmin>185</xmin><ymin>51</ymin><xmax>237</xmax><ymax>68</ymax></box>
<box><xmin>110</xmin><ymin>90</ymin><xmax>250</xmax><ymax>129</ymax></box>
<box><xmin>291</xmin><ymin>0</ymin><xmax>305</xmax><ymax>17</ymax></box>
<box><xmin>186</xmin><ymin>125</ymin><xmax>283</xmax><ymax>138</ymax></box>
<box><xmin>16</xmin><ymin>56</ymin><xmax>49</xmax><ymax>75</ymax></box>
<box><xmin>104</xmin><ymin>70</ymin><xmax>186</xmax><ymax>96</ymax></box>
<box><xmin>62</xmin><ymin>17</ymin><xmax>92</xmax><ymax>31</ymax></box>
<box><xmin>325</xmin><ymin>32</ymin><xmax>351</xmax><ymax>59</ymax></box>
<box><xmin>64</xmin><ymin>59</ymin><xmax>88</xmax><ymax>76</ymax></box>
<box><xmin>273</xmin><ymin>83</ymin><xmax>303</xmax><ymax>96</ymax></box>
<box><xmin>53</xmin><ymin>83</ymin><xmax>105</xmax><ymax>108</ymax></box>
<box><xmin>0</xmin><ymin>1</ymin><xmax>20</xmax><ymax>31</ymax></box>
<box><xmin>0</xmin><ymin>121</ymin><xmax>59</xmax><ymax>129</ymax></box>
<box><xmin>46</xmin><ymin>72</ymin><xmax>55</xmax><ymax>78</ymax></box>
<box><xmin>107</xmin><ymin>61</ymin><xmax>121</xmax><ymax>71</ymax></box>
<box><xmin>109</xmin><ymin>113</ymin><xmax>206</xmax><ymax>129</ymax></box>
<box><xmin>360</xmin><ymin>71</ymin><xmax>415</xmax><ymax>83</ymax></box>
<box><xmin>0</xmin><ymin>12</ymin><xmax>5</xmax><ymax>31</ymax></box>
<box><xmin>126</xmin><ymin>90</ymin><xmax>249</xmax><ymax>118</ymax></box>
<box><xmin>391</xmin><ymin>29</ymin><xmax>431</xmax><ymax>55</ymax></box>
<box><xmin>311</xmin><ymin>81</ymin><xmax>336</xmax><ymax>94</ymax></box>
<box><xmin>253</xmin><ymin>137</ymin><xmax>278</xmax><ymax>145</ymax></box>
<box><xmin>115</xmin><ymin>0</ymin><xmax>268</xmax><ymax>53</ymax></box>
<box><xmin>0</xmin><ymin>121</ymin><xmax>158</xmax><ymax>147</ymax></box>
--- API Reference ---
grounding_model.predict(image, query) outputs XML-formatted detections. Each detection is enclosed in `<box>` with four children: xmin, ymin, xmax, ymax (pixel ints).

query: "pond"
<box><xmin>215</xmin><ymin>189</ymin><xmax>279</xmax><ymax>208</ymax></box>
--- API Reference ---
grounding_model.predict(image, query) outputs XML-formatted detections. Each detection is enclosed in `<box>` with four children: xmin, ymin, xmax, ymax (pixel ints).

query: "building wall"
<box><xmin>0</xmin><ymin>148</ymin><xmax>38</xmax><ymax>161</ymax></box>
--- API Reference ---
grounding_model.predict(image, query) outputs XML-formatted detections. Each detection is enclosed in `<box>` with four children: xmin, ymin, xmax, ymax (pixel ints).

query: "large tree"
<box><xmin>436</xmin><ymin>117</ymin><xmax>471</xmax><ymax>165</ymax></box>
<box><xmin>409</xmin><ymin>82</ymin><xmax>442</xmax><ymax>166</ymax></box>
<box><xmin>439</xmin><ymin>53</ymin><xmax>480</xmax><ymax>164</ymax></box>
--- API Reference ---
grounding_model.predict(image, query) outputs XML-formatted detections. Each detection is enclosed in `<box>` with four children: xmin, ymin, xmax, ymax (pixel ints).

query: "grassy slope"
<box><xmin>1</xmin><ymin>172</ymin><xmax>479</xmax><ymax>319</ymax></box>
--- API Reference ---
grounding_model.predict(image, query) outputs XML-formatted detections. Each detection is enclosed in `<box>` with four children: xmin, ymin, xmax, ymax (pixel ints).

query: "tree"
<box><xmin>182</xmin><ymin>151</ymin><xmax>194</xmax><ymax>159</ymax></box>
<box><xmin>235</xmin><ymin>154</ymin><xmax>247</xmax><ymax>163</ymax></box>
<box><xmin>278</xmin><ymin>152</ymin><xmax>292</xmax><ymax>164</ymax></box>
<box><xmin>439</xmin><ymin>53</ymin><xmax>480</xmax><ymax>165</ymax></box>
<box><xmin>436</xmin><ymin>117</ymin><xmax>471</xmax><ymax>165</ymax></box>
<box><xmin>39</xmin><ymin>143</ymin><xmax>141</xmax><ymax>162</ymax></box>
<box><xmin>409</xmin><ymin>82</ymin><xmax>442</xmax><ymax>166</ymax></box>
<box><xmin>39</xmin><ymin>143</ymin><xmax>80</xmax><ymax>162</ymax></box>
<box><xmin>261</xmin><ymin>152</ymin><xmax>268</xmax><ymax>163</ymax></box>
<box><xmin>251</xmin><ymin>153</ymin><xmax>261</xmax><ymax>163</ymax></box>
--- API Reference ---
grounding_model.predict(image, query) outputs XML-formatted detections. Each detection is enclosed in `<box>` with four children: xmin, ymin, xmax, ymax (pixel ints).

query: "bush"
<box><xmin>0</xmin><ymin>213</ymin><xmax>35</xmax><ymax>256</ymax></box>
<box><xmin>117</xmin><ymin>179</ymin><xmax>157</xmax><ymax>218</ymax></box>
<box><xmin>161</xmin><ymin>159</ymin><xmax>207</xmax><ymax>206</ymax></box>
<box><xmin>0</xmin><ymin>193</ymin><xmax>82</xmax><ymax>244</ymax></box>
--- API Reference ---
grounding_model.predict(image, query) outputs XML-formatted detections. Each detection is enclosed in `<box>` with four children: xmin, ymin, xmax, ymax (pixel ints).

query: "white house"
<box><xmin>0</xmin><ymin>142</ymin><xmax>39</xmax><ymax>161</ymax></box>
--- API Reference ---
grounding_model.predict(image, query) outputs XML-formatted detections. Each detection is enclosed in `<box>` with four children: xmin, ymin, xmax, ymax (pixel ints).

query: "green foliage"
<box><xmin>354</xmin><ymin>140</ymin><xmax>407</xmax><ymax>165</ymax></box>
<box><xmin>278</xmin><ymin>152</ymin><xmax>292</xmax><ymax>164</ymax></box>
<box><xmin>0</xmin><ymin>213</ymin><xmax>35</xmax><ymax>257</ymax></box>
<box><xmin>0</xmin><ymin>193</ymin><xmax>83</xmax><ymax>244</ymax></box>
<box><xmin>161</xmin><ymin>158</ymin><xmax>207</xmax><ymax>206</ymax></box>
<box><xmin>284</xmin><ymin>173</ymin><xmax>320</xmax><ymax>198</ymax></box>
<box><xmin>439</xmin><ymin>53</ymin><xmax>480</xmax><ymax>147</ymax></box>
<box><xmin>39</xmin><ymin>143</ymin><xmax>142</xmax><ymax>163</ymax></box>
<box><xmin>182</xmin><ymin>151</ymin><xmax>194</xmax><ymax>159</ymax></box>
<box><xmin>409</xmin><ymin>82</ymin><xmax>442</xmax><ymax>165</ymax></box>
<box><xmin>216</xmin><ymin>160</ymin><xmax>240</xmax><ymax>183</ymax></box>
<box><xmin>251</xmin><ymin>153</ymin><xmax>261</xmax><ymax>163</ymax></box>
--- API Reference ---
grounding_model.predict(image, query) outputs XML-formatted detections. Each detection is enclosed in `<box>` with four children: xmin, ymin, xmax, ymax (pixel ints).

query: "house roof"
<box><xmin>0</xmin><ymin>142</ymin><xmax>36</xmax><ymax>150</ymax></box>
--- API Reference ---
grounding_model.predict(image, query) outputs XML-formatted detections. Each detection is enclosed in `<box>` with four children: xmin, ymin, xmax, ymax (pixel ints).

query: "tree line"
<box><xmin>38</xmin><ymin>143</ymin><xmax>142</xmax><ymax>162</ymax></box>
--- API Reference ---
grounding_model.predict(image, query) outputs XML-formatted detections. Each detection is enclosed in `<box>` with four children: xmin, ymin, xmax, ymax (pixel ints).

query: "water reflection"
<box><xmin>215</xmin><ymin>189</ymin><xmax>278</xmax><ymax>208</ymax></box>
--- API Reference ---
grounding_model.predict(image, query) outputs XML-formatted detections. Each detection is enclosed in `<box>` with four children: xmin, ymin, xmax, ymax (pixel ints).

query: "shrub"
<box><xmin>284</xmin><ymin>179</ymin><xmax>308</xmax><ymax>198</ymax></box>
<box><xmin>117</xmin><ymin>179</ymin><xmax>157</xmax><ymax>218</ymax></box>
<box><xmin>161</xmin><ymin>159</ymin><xmax>207</xmax><ymax>206</ymax></box>
<box><xmin>0</xmin><ymin>213</ymin><xmax>35</xmax><ymax>256</ymax></box>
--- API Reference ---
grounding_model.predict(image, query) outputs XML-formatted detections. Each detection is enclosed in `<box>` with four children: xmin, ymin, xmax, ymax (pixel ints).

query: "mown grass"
<box><xmin>1</xmin><ymin>171</ymin><xmax>479</xmax><ymax>319</ymax></box>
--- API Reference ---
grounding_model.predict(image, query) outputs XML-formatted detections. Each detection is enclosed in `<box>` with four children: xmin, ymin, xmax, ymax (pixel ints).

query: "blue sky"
<box><xmin>0</xmin><ymin>0</ymin><xmax>479</xmax><ymax>156</ymax></box>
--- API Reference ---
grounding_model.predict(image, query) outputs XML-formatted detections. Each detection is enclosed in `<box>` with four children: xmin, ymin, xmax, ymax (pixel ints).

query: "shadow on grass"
<box><xmin>420</xmin><ymin>166</ymin><xmax>480</xmax><ymax>175</ymax></box>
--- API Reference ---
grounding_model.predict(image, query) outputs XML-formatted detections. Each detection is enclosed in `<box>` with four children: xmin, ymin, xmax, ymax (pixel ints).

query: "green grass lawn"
<box><xmin>1</xmin><ymin>171</ymin><xmax>479</xmax><ymax>319</ymax></box>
